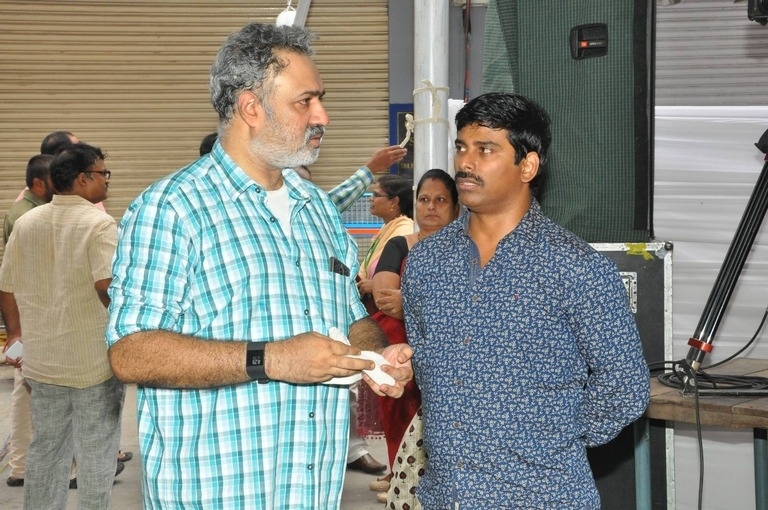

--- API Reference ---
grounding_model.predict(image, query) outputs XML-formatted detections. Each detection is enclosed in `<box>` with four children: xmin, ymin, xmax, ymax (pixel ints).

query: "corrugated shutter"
<box><xmin>0</xmin><ymin>0</ymin><xmax>389</xmax><ymax>260</ymax></box>
<box><xmin>656</xmin><ymin>0</ymin><xmax>768</xmax><ymax>106</ymax></box>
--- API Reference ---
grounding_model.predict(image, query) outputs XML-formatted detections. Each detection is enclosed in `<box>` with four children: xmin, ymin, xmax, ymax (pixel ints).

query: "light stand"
<box><xmin>684</xmin><ymin>128</ymin><xmax>768</xmax><ymax>376</ymax></box>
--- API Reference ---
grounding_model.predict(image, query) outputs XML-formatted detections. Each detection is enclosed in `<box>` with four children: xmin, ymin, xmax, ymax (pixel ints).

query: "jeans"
<box><xmin>24</xmin><ymin>376</ymin><xmax>124</xmax><ymax>510</ymax></box>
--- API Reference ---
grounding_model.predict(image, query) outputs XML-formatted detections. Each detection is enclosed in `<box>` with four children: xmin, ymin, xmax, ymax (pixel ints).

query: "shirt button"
<box><xmin>472</xmin><ymin>295</ymin><xmax>479</xmax><ymax>302</ymax></box>
<box><xmin>463</xmin><ymin>337</ymin><xmax>470</xmax><ymax>345</ymax></box>
<box><xmin>456</xmin><ymin>379</ymin><xmax>462</xmax><ymax>386</ymax></box>
<box><xmin>304</xmin><ymin>309</ymin><xmax>310</xmax><ymax>316</ymax></box>
<box><xmin>456</xmin><ymin>461</ymin><xmax>464</xmax><ymax>469</ymax></box>
<box><xmin>453</xmin><ymin>421</ymin><xmax>461</xmax><ymax>429</ymax></box>
<box><xmin>471</xmin><ymin>258</ymin><xmax>478</xmax><ymax>265</ymax></box>
<box><xmin>307</xmin><ymin>464</ymin><xmax>314</xmax><ymax>470</ymax></box>
<box><xmin>270</xmin><ymin>217</ymin><xmax>276</xmax><ymax>222</ymax></box>
<box><xmin>295</xmin><ymin>261</ymin><xmax>300</xmax><ymax>267</ymax></box>
<box><xmin>309</xmin><ymin>412</ymin><xmax>315</xmax><ymax>419</ymax></box>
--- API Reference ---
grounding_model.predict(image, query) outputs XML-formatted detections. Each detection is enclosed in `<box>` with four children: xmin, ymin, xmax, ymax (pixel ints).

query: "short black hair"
<box><xmin>456</xmin><ymin>93</ymin><xmax>551</xmax><ymax>194</ymax></box>
<box><xmin>51</xmin><ymin>143</ymin><xmax>106</xmax><ymax>192</ymax></box>
<box><xmin>26</xmin><ymin>154</ymin><xmax>54</xmax><ymax>189</ymax></box>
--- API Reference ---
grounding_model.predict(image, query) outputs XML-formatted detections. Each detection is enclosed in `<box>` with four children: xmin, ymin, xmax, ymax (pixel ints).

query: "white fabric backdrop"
<box><xmin>655</xmin><ymin>106</ymin><xmax>768</xmax><ymax>510</ymax></box>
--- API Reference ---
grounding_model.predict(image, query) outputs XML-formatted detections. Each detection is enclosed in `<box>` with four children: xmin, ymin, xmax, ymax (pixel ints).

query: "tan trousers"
<box><xmin>9</xmin><ymin>367</ymin><xmax>32</xmax><ymax>478</ymax></box>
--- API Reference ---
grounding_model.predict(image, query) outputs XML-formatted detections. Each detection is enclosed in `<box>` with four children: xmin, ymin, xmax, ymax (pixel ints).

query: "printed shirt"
<box><xmin>401</xmin><ymin>200</ymin><xmax>650</xmax><ymax>510</ymax></box>
<box><xmin>106</xmin><ymin>141</ymin><xmax>367</xmax><ymax>510</ymax></box>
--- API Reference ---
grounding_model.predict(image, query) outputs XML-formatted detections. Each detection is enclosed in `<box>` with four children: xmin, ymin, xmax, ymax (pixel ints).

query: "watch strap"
<box><xmin>245</xmin><ymin>342</ymin><xmax>269</xmax><ymax>383</ymax></box>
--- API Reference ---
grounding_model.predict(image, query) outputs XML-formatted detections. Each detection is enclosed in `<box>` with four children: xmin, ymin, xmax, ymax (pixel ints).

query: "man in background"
<box><xmin>3</xmin><ymin>154</ymin><xmax>54</xmax><ymax>245</ymax></box>
<box><xmin>40</xmin><ymin>131</ymin><xmax>78</xmax><ymax>156</ymax></box>
<box><xmin>0</xmin><ymin>143</ymin><xmax>124</xmax><ymax>508</ymax></box>
<box><xmin>2</xmin><ymin>153</ymin><xmax>54</xmax><ymax>487</ymax></box>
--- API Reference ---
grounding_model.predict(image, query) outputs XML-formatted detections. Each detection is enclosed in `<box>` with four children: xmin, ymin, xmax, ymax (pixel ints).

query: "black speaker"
<box><xmin>484</xmin><ymin>0</ymin><xmax>654</xmax><ymax>244</ymax></box>
<box><xmin>749</xmin><ymin>0</ymin><xmax>768</xmax><ymax>25</ymax></box>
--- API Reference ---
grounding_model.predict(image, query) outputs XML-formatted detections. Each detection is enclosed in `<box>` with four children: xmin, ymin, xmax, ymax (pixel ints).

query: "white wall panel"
<box><xmin>655</xmin><ymin>105</ymin><xmax>768</xmax><ymax>509</ymax></box>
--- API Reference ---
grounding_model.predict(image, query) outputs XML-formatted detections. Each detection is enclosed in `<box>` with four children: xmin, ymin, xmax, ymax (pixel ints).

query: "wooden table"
<box><xmin>635</xmin><ymin>358</ymin><xmax>768</xmax><ymax>510</ymax></box>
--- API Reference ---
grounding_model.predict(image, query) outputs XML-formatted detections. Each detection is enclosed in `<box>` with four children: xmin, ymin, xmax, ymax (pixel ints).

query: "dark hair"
<box><xmin>455</xmin><ymin>93</ymin><xmax>551</xmax><ymax>192</ymax></box>
<box><xmin>25</xmin><ymin>154</ymin><xmax>54</xmax><ymax>189</ymax></box>
<box><xmin>51</xmin><ymin>143</ymin><xmax>106</xmax><ymax>192</ymax></box>
<box><xmin>417</xmin><ymin>168</ymin><xmax>458</xmax><ymax>205</ymax></box>
<box><xmin>199</xmin><ymin>132</ymin><xmax>218</xmax><ymax>156</ymax></box>
<box><xmin>210</xmin><ymin>23</ymin><xmax>316</xmax><ymax>124</ymax></box>
<box><xmin>40</xmin><ymin>131</ymin><xmax>76</xmax><ymax>156</ymax></box>
<box><xmin>378</xmin><ymin>175</ymin><xmax>413</xmax><ymax>219</ymax></box>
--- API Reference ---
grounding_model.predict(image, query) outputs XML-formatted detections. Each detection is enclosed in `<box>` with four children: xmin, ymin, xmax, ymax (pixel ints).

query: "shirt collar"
<box><xmin>209</xmin><ymin>141</ymin><xmax>255</xmax><ymax>200</ymax></box>
<box><xmin>209</xmin><ymin>141</ymin><xmax>311</xmax><ymax>205</ymax></box>
<box><xmin>458</xmin><ymin>198</ymin><xmax>544</xmax><ymax>243</ymax></box>
<box><xmin>22</xmin><ymin>189</ymin><xmax>47</xmax><ymax>207</ymax></box>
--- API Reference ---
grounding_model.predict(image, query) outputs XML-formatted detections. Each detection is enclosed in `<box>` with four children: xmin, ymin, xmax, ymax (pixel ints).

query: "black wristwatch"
<box><xmin>246</xmin><ymin>342</ymin><xmax>270</xmax><ymax>383</ymax></box>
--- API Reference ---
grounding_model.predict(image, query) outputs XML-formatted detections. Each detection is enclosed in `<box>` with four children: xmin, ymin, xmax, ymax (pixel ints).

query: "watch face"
<box><xmin>246</xmin><ymin>343</ymin><xmax>268</xmax><ymax>382</ymax></box>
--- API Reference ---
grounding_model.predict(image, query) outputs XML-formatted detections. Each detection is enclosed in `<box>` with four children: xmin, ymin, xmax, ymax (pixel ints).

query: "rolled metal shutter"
<box><xmin>656</xmin><ymin>0</ymin><xmax>768</xmax><ymax>106</ymax></box>
<box><xmin>0</xmin><ymin>0</ymin><xmax>389</xmax><ymax>260</ymax></box>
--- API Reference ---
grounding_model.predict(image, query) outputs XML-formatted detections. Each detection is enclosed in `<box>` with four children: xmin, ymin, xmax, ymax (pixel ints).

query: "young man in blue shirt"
<box><xmin>402</xmin><ymin>92</ymin><xmax>650</xmax><ymax>509</ymax></box>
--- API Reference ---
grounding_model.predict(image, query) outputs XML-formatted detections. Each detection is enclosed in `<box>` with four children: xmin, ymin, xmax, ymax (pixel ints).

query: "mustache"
<box><xmin>455</xmin><ymin>170</ymin><xmax>483</xmax><ymax>186</ymax></box>
<box><xmin>305</xmin><ymin>125</ymin><xmax>325</xmax><ymax>142</ymax></box>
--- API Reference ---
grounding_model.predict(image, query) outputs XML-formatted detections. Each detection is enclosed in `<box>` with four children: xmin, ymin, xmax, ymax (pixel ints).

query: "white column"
<box><xmin>413</xmin><ymin>0</ymin><xmax>450</xmax><ymax>186</ymax></box>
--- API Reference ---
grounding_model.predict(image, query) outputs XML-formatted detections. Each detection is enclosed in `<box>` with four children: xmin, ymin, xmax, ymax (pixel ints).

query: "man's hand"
<box><xmin>3</xmin><ymin>336</ymin><xmax>22</xmax><ymax>368</ymax></box>
<box><xmin>362</xmin><ymin>343</ymin><xmax>413</xmax><ymax>398</ymax></box>
<box><xmin>365</xmin><ymin>146</ymin><xmax>407</xmax><ymax>174</ymax></box>
<box><xmin>265</xmin><ymin>332</ymin><xmax>378</xmax><ymax>384</ymax></box>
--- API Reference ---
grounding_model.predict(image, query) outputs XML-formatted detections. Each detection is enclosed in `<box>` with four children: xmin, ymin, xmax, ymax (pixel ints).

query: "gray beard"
<box><xmin>251</xmin><ymin>122</ymin><xmax>324</xmax><ymax>170</ymax></box>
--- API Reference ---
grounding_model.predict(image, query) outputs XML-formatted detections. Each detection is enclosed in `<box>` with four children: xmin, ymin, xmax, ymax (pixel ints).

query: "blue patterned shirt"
<box><xmin>106</xmin><ymin>141</ymin><xmax>367</xmax><ymax>509</ymax></box>
<box><xmin>401</xmin><ymin>200</ymin><xmax>650</xmax><ymax>509</ymax></box>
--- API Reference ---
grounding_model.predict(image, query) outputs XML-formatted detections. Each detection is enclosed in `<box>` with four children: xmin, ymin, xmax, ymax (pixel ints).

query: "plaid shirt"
<box><xmin>327</xmin><ymin>166</ymin><xmax>373</xmax><ymax>213</ymax></box>
<box><xmin>107</xmin><ymin>142</ymin><xmax>367</xmax><ymax>509</ymax></box>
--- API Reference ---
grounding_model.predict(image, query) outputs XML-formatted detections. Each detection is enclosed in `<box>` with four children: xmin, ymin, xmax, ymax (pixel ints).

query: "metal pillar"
<box><xmin>413</xmin><ymin>0</ymin><xmax>450</xmax><ymax>187</ymax></box>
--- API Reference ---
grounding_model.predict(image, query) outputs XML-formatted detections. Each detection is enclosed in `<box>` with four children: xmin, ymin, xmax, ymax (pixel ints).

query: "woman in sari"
<box><xmin>353</xmin><ymin>174</ymin><xmax>414</xmax><ymax>479</ymax></box>
<box><xmin>356</xmin><ymin>175</ymin><xmax>414</xmax><ymax>313</ymax></box>
<box><xmin>370</xmin><ymin>169</ymin><xmax>460</xmax><ymax>507</ymax></box>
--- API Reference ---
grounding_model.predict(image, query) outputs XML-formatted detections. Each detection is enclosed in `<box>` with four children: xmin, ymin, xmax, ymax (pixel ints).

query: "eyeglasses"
<box><xmin>88</xmin><ymin>170</ymin><xmax>111</xmax><ymax>181</ymax></box>
<box><xmin>370</xmin><ymin>191</ymin><xmax>391</xmax><ymax>199</ymax></box>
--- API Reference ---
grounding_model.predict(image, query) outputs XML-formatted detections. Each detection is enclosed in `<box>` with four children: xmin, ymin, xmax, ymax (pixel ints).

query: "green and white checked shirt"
<box><xmin>107</xmin><ymin>141</ymin><xmax>367</xmax><ymax>509</ymax></box>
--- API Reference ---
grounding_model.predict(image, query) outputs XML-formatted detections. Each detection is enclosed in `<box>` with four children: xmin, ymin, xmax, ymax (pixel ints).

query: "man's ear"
<box><xmin>237</xmin><ymin>90</ymin><xmax>263</xmax><ymax>128</ymax></box>
<box><xmin>75</xmin><ymin>172</ymin><xmax>90</xmax><ymax>187</ymax></box>
<box><xmin>30</xmin><ymin>177</ymin><xmax>45</xmax><ymax>193</ymax></box>
<box><xmin>520</xmin><ymin>152</ymin><xmax>540</xmax><ymax>184</ymax></box>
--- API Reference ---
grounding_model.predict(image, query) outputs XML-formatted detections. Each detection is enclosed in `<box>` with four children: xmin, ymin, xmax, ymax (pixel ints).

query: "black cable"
<box><xmin>649</xmin><ymin>305</ymin><xmax>768</xmax><ymax>509</ymax></box>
